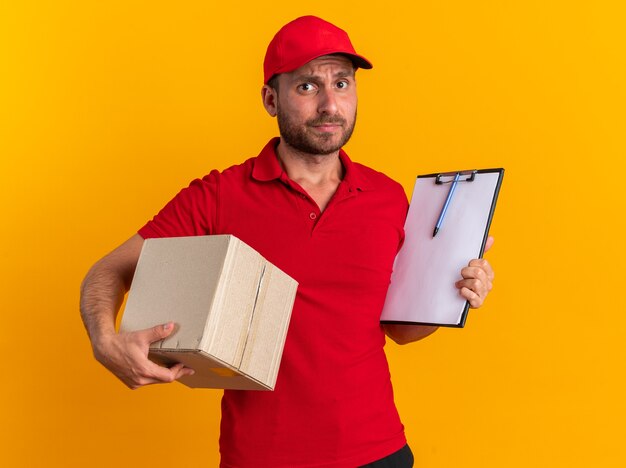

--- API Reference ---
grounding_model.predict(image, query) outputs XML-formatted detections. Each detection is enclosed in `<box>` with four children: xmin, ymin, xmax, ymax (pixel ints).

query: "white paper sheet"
<box><xmin>380</xmin><ymin>169</ymin><xmax>503</xmax><ymax>327</ymax></box>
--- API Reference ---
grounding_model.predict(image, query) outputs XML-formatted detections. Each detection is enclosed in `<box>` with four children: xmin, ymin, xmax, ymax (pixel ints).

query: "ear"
<box><xmin>261</xmin><ymin>85</ymin><xmax>278</xmax><ymax>117</ymax></box>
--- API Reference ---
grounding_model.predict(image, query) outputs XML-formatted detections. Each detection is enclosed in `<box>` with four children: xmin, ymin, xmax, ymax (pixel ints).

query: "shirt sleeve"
<box><xmin>138</xmin><ymin>170</ymin><xmax>220</xmax><ymax>239</ymax></box>
<box><xmin>395</xmin><ymin>182</ymin><xmax>409</xmax><ymax>253</ymax></box>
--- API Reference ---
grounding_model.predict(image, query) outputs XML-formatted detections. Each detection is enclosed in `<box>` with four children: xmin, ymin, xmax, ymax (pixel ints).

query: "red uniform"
<box><xmin>139</xmin><ymin>138</ymin><xmax>409</xmax><ymax>467</ymax></box>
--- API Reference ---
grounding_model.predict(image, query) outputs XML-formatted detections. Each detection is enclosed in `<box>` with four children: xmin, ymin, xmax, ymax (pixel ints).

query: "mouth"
<box><xmin>312</xmin><ymin>124</ymin><xmax>342</xmax><ymax>132</ymax></box>
<box><xmin>309</xmin><ymin>119</ymin><xmax>345</xmax><ymax>133</ymax></box>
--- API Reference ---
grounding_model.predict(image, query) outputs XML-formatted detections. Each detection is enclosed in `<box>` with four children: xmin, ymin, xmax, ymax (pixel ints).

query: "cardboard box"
<box><xmin>119</xmin><ymin>235</ymin><xmax>298</xmax><ymax>390</ymax></box>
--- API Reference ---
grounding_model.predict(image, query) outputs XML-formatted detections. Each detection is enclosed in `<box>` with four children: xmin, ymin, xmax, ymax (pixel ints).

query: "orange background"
<box><xmin>1</xmin><ymin>1</ymin><xmax>625</xmax><ymax>466</ymax></box>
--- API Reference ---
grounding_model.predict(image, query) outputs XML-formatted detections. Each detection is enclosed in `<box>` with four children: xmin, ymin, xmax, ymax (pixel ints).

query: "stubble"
<box><xmin>276</xmin><ymin>103</ymin><xmax>357</xmax><ymax>156</ymax></box>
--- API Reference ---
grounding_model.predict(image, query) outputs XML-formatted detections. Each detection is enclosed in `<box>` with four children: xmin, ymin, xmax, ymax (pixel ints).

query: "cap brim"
<box><xmin>339</xmin><ymin>53</ymin><xmax>373</xmax><ymax>70</ymax></box>
<box><xmin>265</xmin><ymin>50</ymin><xmax>373</xmax><ymax>84</ymax></box>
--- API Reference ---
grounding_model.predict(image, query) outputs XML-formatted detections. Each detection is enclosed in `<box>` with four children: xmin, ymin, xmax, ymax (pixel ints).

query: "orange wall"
<box><xmin>1</xmin><ymin>1</ymin><xmax>625</xmax><ymax>466</ymax></box>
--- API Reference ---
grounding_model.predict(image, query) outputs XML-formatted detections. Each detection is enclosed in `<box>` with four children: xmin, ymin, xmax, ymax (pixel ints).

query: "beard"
<box><xmin>276</xmin><ymin>104</ymin><xmax>356</xmax><ymax>156</ymax></box>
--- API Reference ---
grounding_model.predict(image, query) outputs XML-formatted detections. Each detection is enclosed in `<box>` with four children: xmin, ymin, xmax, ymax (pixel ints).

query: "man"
<box><xmin>80</xmin><ymin>16</ymin><xmax>494</xmax><ymax>467</ymax></box>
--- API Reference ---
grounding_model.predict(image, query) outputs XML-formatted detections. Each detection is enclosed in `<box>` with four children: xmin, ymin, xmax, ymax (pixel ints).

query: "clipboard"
<box><xmin>380</xmin><ymin>168</ymin><xmax>504</xmax><ymax>327</ymax></box>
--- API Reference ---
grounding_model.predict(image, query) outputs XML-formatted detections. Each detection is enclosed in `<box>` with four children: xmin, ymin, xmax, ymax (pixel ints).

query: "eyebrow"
<box><xmin>293</xmin><ymin>70</ymin><xmax>355</xmax><ymax>83</ymax></box>
<box><xmin>335</xmin><ymin>70</ymin><xmax>355</xmax><ymax>79</ymax></box>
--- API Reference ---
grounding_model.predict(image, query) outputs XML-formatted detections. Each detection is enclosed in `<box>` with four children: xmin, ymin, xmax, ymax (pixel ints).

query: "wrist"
<box><xmin>90</xmin><ymin>325</ymin><xmax>117</xmax><ymax>354</ymax></box>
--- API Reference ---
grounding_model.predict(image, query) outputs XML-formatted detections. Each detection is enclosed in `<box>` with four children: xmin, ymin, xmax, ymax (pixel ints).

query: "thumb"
<box><xmin>484</xmin><ymin>235</ymin><xmax>495</xmax><ymax>253</ymax></box>
<box><xmin>140</xmin><ymin>322</ymin><xmax>176</xmax><ymax>344</ymax></box>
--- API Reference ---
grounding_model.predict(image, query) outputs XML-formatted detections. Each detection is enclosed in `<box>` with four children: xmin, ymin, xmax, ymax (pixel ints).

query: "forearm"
<box><xmin>80</xmin><ymin>235</ymin><xmax>142</xmax><ymax>345</ymax></box>
<box><xmin>383</xmin><ymin>324</ymin><xmax>439</xmax><ymax>345</ymax></box>
<box><xmin>79</xmin><ymin>235</ymin><xmax>193</xmax><ymax>388</ymax></box>
<box><xmin>79</xmin><ymin>259</ymin><xmax>129</xmax><ymax>344</ymax></box>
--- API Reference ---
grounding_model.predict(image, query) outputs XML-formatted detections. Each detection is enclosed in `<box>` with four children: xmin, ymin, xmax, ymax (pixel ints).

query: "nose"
<box><xmin>317</xmin><ymin>86</ymin><xmax>339</xmax><ymax>115</ymax></box>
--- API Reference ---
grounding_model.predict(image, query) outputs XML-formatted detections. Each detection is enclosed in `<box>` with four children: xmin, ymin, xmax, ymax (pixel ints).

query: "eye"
<box><xmin>336</xmin><ymin>80</ymin><xmax>350</xmax><ymax>89</ymax></box>
<box><xmin>298</xmin><ymin>83</ymin><xmax>316</xmax><ymax>92</ymax></box>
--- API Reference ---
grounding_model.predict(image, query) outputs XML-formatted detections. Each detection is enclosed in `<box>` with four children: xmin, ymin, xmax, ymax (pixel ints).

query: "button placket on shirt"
<box><xmin>284</xmin><ymin>178</ymin><xmax>359</xmax><ymax>234</ymax></box>
<box><xmin>302</xmin><ymin>196</ymin><xmax>320</xmax><ymax>228</ymax></box>
<box><xmin>314</xmin><ymin>183</ymin><xmax>359</xmax><ymax>230</ymax></box>
<box><xmin>285</xmin><ymin>183</ymin><xmax>320</xmax><ymax>231</ymax></box>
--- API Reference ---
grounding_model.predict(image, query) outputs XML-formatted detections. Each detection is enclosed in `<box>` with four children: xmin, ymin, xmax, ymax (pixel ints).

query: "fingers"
<box><xmin>466</xmin><ymin>258</ymin><xmax>494</xmax><ymax>283</ymax></box>
<box><xmin>126</xmin><ymin>360</ymin><xmax>176</xmax><ymax>389</ymax></box>
<box><xmin>122</xmin><ymin>324</ymin><xmax>193</xmax><ymax>388</ymax></box>
<box><xmin>457</xmin><ymin>285</ymin><xmax>486</xmax><ymax>308</ymax></box>
<box><xmin>455</xmin><ymin>258</ymin><xmax>495</xmax><ymax>309</ymax></box>
<box><xmin>170</xmin><ymin>362</ymin><xmax>196</xmax><ymax>380</ymax></box>
<box><xmin>94</xmin><ymin>322</ymin><xmax>192</xmax><ymax>390</ymax></box>
<box><xmin>126</xmin><ymin>360</ymin><xmax>194</xmax><ymax>390</ymax></box>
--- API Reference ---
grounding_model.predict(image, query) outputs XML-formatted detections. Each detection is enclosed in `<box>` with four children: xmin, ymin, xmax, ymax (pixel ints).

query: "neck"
<box><xmin>276</xmin><ymin>139</ymin><xmax>344</xmax><ymax>212</ymax></box>
<box><xmin>275</xmin><ymin>139</ymin><xmax>344</xmax><ymax>186</ymax></box>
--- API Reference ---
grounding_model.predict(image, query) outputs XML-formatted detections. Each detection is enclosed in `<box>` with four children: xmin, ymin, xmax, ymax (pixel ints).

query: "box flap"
<box><xmin>149</xmin><ymin>349</ymin><xmax>271</xmax><ymax>390</ymax></box>
<box><xmin>202</xmin><ymin>237</ymin><xmax>266</xmax><ymax>367</ymax></box>
<box><xmin>238</xmin><ymin>263</ymin><xmax>298</xmax><ymax>387</ymax></box>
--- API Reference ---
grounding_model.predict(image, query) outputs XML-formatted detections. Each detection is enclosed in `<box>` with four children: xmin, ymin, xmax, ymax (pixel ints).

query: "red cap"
<box><xmin>263</xmin><ymin>16</ymin><xmax>373</xmax><ymax>84</ymax></box>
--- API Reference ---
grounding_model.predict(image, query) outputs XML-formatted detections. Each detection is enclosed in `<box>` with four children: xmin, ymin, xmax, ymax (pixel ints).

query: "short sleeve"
<box><xmin>138</xmin><ymin>170</ymin><xmax>220</xmax><ymax>239</ymax></box>
<box><xmin>396</xmin><ymin>184</ymin><xmax>409</xmax><ymax>253</ymax></box>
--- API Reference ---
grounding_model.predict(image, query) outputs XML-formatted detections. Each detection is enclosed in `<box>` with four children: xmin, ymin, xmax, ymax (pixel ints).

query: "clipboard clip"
<box><xmin>435</xmin><ymin>170</ymin><xmax>477</xmax><ymax>184</ymax></box>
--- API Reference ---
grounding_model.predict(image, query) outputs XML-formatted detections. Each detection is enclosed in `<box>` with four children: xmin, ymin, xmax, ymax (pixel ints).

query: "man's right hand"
<box><xmin>92</xmin><ymin>322</ymin><xmax>194</xmax><ymax>389</ymax></box>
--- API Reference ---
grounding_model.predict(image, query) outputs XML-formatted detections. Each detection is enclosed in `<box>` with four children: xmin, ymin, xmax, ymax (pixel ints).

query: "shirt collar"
<box><xmin>251</xmin><ymin>137</ymin><xmax>373</xmax><ymax>191</ymax></box>
<box><xmin>251</xmin><ymin>138</ymin><xmax>283</xmax><ymax>182</ymax></box>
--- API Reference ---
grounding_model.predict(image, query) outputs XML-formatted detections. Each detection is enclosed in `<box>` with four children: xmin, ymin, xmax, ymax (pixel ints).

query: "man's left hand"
<box><xmin>455</xmin><ymin>236</ymin><xmax>495</xmax><ymax>308</ymax></box>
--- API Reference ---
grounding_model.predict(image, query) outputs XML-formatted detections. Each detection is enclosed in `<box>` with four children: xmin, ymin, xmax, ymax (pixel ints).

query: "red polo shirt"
<box><xmin>139</xmin><ymin>138</ymin><xmax>409</xmax><ymax>467</ymax></box>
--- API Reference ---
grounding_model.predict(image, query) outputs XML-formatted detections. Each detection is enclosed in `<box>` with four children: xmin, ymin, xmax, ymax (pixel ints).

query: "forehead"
<box><xmin>283</xmin><ymin>55</ymin><xmax>355</xmax><ymax>81</ymax></box>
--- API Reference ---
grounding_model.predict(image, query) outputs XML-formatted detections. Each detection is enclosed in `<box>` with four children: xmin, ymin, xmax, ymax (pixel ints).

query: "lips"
<box><xmin>309</xmin><ymin>118</ymin><xmax>345</xmax><ymax>133</ymax></box>
<box><xmin>313</xmin><ymin>123</ymin><xmax>342</xmax><ymax>130</ymax></box>
<box><xmin>308</xmin><ymin>117</ymin><xmax>346</xmax><ymax>127</ymax></box>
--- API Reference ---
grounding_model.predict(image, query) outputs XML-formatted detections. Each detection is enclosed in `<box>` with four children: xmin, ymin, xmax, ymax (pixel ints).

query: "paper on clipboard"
<box><xmin>380</xmin><ymin>168</ymin><xmax>504</xmax><ymax>327</ymax></box>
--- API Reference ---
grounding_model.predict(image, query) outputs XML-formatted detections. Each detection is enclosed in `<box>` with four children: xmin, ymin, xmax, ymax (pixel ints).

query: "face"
<box><xmin>263</xmin><ymin>55</ymin><xmax>358</xmax><ymax>156</ymax></box>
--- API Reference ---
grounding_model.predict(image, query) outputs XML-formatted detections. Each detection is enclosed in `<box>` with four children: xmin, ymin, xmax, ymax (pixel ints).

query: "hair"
<box><xmin>267</xmin><ymin>75</ymin><xmax>280</xmax><ymax>93</ymax></box>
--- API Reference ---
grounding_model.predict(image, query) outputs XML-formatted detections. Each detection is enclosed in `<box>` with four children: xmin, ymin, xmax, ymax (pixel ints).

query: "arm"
<box><xmin>80</xmin><ymin>234</ymin><xmax>194</xmax><ymax>389</ymax></box>
<box><xmin>383</xmin><ymin>323</ymin><xmax>439</xmax><ymax>344</ymax></box>
<box><xmin>384</xmin><ymin>237</ymin><xmax>495</xmax><ymax>345</ymax></box>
